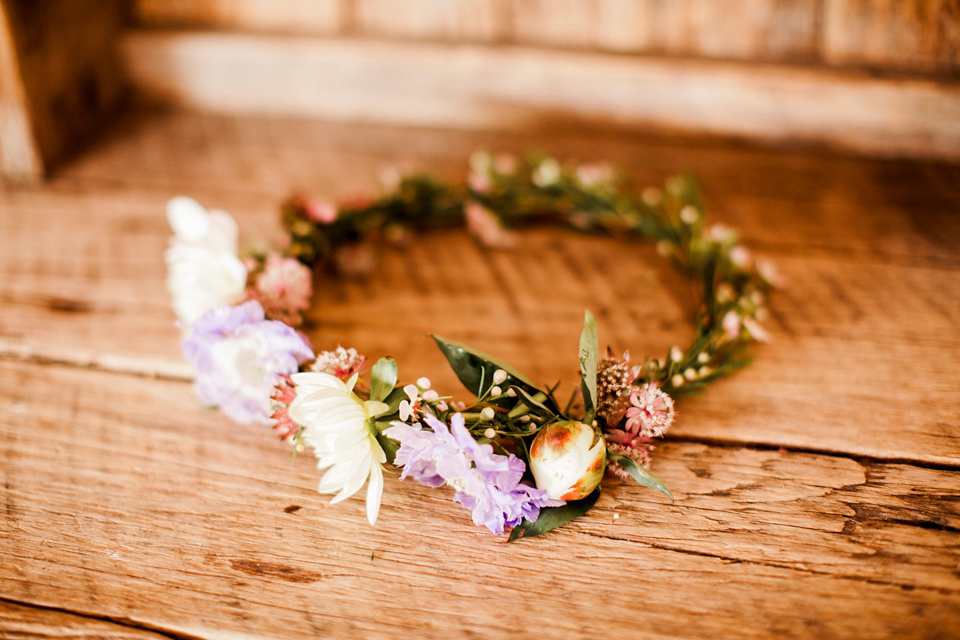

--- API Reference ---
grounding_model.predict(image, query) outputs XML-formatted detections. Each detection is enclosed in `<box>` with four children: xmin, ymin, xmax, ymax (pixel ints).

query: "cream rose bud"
<box><xmin>529</xmin><ymin>421</ymin><xmax>606</xmax><ymax>500</ymax></box>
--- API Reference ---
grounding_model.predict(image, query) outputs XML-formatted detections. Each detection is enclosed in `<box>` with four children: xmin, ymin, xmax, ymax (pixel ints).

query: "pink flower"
<box><xmin>311</xmin><ymin>346</ymin><xmax>367</xmax><ymax>382</ymax></box>
<box><xmin>730</xmin><ymin>246</ymin><xmax>753</xmax><ymax>269</ymax></box>
<box><xmin>468</xmin><ymin>172</ymin><xmax>492</xmax><ymax>194</ymax></box>
<box><xmin>575</xmin><ymin>163</ymin><xmax>613</xmax><ymax>187</ymax></box>
<box><xmin>465</xmin><ymin>202</ymin><xmax>515</xmax><ymax>249</ymax></box>
<box><xmin>270</xmin><ymin>374</ymin><xmax>299</xmax><ymax>440</ymax></box>
<box><xmin>304</xmin><ymin>200</ymin><xmax>338</xmax><ymax>224</ymax></box>
<box><xmin>605</xmin><ymin>440</ymin><xmax>653</xmax><ymax>479</ymax></box>
<box><xmin>743</xmin><ymin>317</ymin><xmax>771</xmax><ymax>343</ymax></box>
<box><xmin>253</xmin><ymin>255</ymin><xmax>313</xmax><ymax>326</ymax></box>
<box><xmin>756</xmin><ymin>258</ymin><xmax>786</xmax><ymax>289</ymax></box>
<box><xmin>723</xmin><ymin>310</ymin><xmax>741</xmax><ymax>339</ymax></box>
<box><xmin>623</xmin><ymin>383</ymin><xmax>675</xmax><ymax>438</ymax></box>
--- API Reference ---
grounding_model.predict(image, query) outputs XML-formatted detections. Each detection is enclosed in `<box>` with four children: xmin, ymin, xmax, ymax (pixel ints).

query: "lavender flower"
<box><xmin>183</xmin><ymin>300</ymin><xmax>314</xmax><ymax>425</ymax></box>
<box><xmin>384</xmin><ymin>413</ymin><xmax>557</xmax><ymax>534</ymax></box>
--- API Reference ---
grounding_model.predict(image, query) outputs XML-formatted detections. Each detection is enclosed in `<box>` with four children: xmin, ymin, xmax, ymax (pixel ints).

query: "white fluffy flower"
<box><xmin>165</xmin><ymin>196</ymin><xmax>248</xmax><ymax>325</ymax></box>
<box><xmin>288</xmin><ymin>372</ymin><xmax>388</xmax><ymax>525</ymax></box>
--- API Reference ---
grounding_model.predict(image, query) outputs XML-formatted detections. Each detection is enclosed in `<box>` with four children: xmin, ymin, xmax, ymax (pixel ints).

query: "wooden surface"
<box><xmin>1</xmin><ymin>109</ymin><xmax>959</xmax><ymax>638</ymax></box>
<box><xmin>121</xmin><ymin>31</ymin><xmax>960</xmax><ymax>161</ymax></box>
<box><xmin>132</xmin><ymin>0</ymin><xmax>960</xmax><ymax>76</ymax></box>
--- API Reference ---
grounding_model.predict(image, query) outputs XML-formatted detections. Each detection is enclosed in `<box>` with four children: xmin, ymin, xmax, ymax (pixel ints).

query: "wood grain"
<box><xmin>0</xmin><ymin>360</ymin><xmax>957</xmax><ymax>638</ymax></box>
<box><xmin>135</xmin><ymin>0</ymin><xmax>344</xmax><ymax>36</ymax></box>
<box><xmin>822</xmin><ymin>0</ymin><xmax>960</xmax><ymax>75</ymax></box>
<box><xmin>0</xmin><ymin>599</ymin><xmax>166</xmax><ymax>639</ymax></box>
<box><xmin>120</xmin><ymin>31</ymin><xmax>960</xmax><ymax>160</ymax></box>
<box><xmin>1</xmin><ymin>110</ymin><xmax>959</xmax><ymax>466</ymax></box>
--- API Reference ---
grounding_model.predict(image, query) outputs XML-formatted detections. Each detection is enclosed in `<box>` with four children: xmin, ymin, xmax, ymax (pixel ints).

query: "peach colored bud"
<box><xmin>529</xmin><ymin>421</ymin><xmax>606</xmax><ymax>500</ymax></box>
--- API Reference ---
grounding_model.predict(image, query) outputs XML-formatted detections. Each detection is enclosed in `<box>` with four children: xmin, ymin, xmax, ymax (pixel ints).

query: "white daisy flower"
<box><xmin>288</xmin><ymin>371</ymin><xmax>389</xmax><ymax>525</ymax></box>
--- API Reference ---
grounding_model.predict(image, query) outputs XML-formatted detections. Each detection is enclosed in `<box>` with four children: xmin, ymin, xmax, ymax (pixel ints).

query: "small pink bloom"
<box><xmin>254</xmin><ymin>255</ymin><xmax>313</xmax><ymax>326</ymax></box>
<box><xmin>623</xmin><ymin>383</ymin><xmax>675</xmax><ymax>438</ymax></box>
<box><xmin>465</xmin><ymin>202</ymin><xmax>515</xmax><ymax>249</ymax></box>
<box><xmin>756</xmin><ymin>258</ymin><xmax>786</xmax><ymax>289</ymax></box>
<box><xmin>575</xmin><ymin>163</ymin><xmax>613</xmax><ymax>187</ymax></box>
<box><xmin>311</xmin><ymin>346</ymin><xmax>367</xmax><ymax>381</ymax></box>
<box><xmin>468</xmin><ymin>172</ymin><xmax>492</xmax><ymax>194</ymax></box>
<box><xmin>605</xmin><ymin>440</ymin><xmax>653</xmax><ymax>479</ymax></box>
<box><xmin>494</xmin><ymin>154</ymin><xmax>517</xmax><ymax>174</ymax></box>
<box><xmin>723</xmin><ymin>310</ymin><xmax>741</xmax><ymax>339</ymax></box>
<box><xmin>743</xmin><ymin>317</ymin><xmax>772</xmax><ymax>343</ymax></box>
<box><xmin>730</xmin><ymin>246</ymin><xmax>753</xmax><ymax>269</ymax></box>
<box><xmin>304</xmin><ymin>200</ymin><xmax>338</xmax><ymax>224</ymax></box>
<box><xmin>270</xmin><ymin>374</ymin><xmax>300</xmax><ymax>440</ymax></box>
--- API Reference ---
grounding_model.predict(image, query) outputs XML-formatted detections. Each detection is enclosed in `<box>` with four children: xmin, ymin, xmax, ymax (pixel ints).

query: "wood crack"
<box><xmin>0</xmin><ymin>595</ymin><xmax>208</xmax><ymax>640</ymax></box>
<box><xmin>579</xmin><ymin>531</ymin><xmax>960</xmax><ymax>596</ymax></box>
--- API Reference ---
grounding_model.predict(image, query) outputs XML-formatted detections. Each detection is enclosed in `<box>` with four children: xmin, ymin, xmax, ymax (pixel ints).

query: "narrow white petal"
<box><xmin>331</xmin><ymin>457</ymin><xmax>370</xmax><ymax>504</ymax></box>
<box><xmin>366</xmin><ymin>462</ymin><xmax>384</xmax><ymax>525</ymax></box>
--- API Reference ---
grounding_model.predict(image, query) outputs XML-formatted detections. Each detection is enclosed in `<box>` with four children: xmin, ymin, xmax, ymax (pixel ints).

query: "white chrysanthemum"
<box><xmin>288</xmin><ymin>372</ymin><xmax>388</xmax><ymax>525</ymax></box>
<box><xmin>165</xmin><ymin>196</ymin><xmax>248</xmax><ymax>325</ymax></box>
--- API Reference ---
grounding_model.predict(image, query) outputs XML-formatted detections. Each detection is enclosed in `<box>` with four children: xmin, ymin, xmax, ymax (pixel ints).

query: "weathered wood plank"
<box><xmin>354</xmin><ymin>0</ymin><xmax>503</xmax><ymax>42</ymax></box>
<box><xmin>120</xmin><ymin>31</ymin><xmax>960</xmax><ymax>160</ymax></box>
<box><xmin>0</xmin><ymin>360</ymin><xmax>957</xmax><ymax>638</ymax></box>
<box><xmin>134</xmin><ymin>0</ymin><xmax>345</xmax><ymax>36</ymax></box>
<box><xmin>2</xmin><ymin>111</ymin><xmax>959</xmax><ymax>465</ymax></box>
<box><xmin>822</xmin><ymin>0</ymin><xmax>960</xmax><ymax>76</ymax></box>
<box><xmin>0</xmin><ymin>599</ymin><xmax>167</xmax><ymax>639</ymax></box>
<box><xmin>511</xmin><ymin>0</ymin><xmax>820</xmax><ymax>61</ymax></box>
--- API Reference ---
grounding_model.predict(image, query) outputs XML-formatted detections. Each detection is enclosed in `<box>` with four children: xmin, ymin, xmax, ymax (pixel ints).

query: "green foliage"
<box><xmin>370</xmin><ymin>357</ymin><xmax>398</xmax><ymax>402</ymax></box>
<box><xmin>607</xmin><ymin>452</ymin><xmax>673</xmax><ymax>500</ymax></box>
<box><xmin>508</xmin><ymin>488</ymin><xmax>601</xmax><ymax>541</ymax></box>
<box><xmin>578</xmin><ymin>310</ymin><xmax>599</xmax><ymax>422</ymax></box>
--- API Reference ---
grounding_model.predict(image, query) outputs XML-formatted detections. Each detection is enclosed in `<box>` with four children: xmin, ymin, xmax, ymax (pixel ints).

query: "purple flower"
<box><xmin>183</xmin><ymin>300</ymin><xmax>314</xmax><ymax>425</ymax></box>
<box><xmin>384</xmin><ymin>413</ymin><xmax>558</xmax><ymax>534</ymax></box>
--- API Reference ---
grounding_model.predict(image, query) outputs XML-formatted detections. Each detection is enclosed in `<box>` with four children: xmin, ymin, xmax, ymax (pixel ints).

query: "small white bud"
<box><xmin>641</xmin><ymin>187</ymin><xmax>661</xmax><ymax>206</ymax></box>
<box><xmin>483</xmin><ymin>428</ymin><xmax>496</xmax><ymax>439</ymax></box>
<box><xmin>612</xmin><ymin>513</ymin><xmax>620</xmax><ymax>521</ymax></box>
<box><xmin>422</xmin><ymin>389</ymin><xmax>439</xmax><ymax>401</ymax></box>
<box><xmin>480</xmin><ymin>407</ymin><xmax>495</xmax><ymax>421</ymax></box>
<box><xmin>492</xmin><ymin>369</ymin><xmax>508</xmax><ymax>385</ymax></box>
<box><xmin>490</xmin><ymin>386</ymin><xmax>502</xmax><ymax>397</ymax></box>
<box><xmin>506</xmin><ymin>388</ymin><xmax>517</xmax><ymax>397</ymax></box>
<box><xmin>520</xmin><ymin>415</ymin><xmax>531</xmax><ymax>423</ymax></box>
<box><xmin>684</xmin><ymin>368</ymin><xmax>697</xmax><ymax>380</ymax></box>
<box><xmin>671</xmin><ymin>374</ymin><xmax>684</xmax><ymax>387</ymax></box>
<box><xmin>679</xmin><ymin>205</ymin><xmax>699</xmax><ymax>224</ymax></box>
<box><xmin>698</xmin><ymin>366</ymin><xmax>711</xmax><ymax>377</ymax></box>
<box><xmin>669</xmin><ymin>346</ymin><xmax>683</xmax><ymax>362</ymax></box>
<box><xmin>697</xmin><ymin>352</ymin><xmax>709</xmax><ymax>364</ymax></box>
<box><xmin>416</xmin><ymin>377</ymin><xmax>431</xmax><ymax>390</ymax></box>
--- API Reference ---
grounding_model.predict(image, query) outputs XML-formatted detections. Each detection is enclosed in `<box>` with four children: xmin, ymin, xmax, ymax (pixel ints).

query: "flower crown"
<box><xmin>165</xmin><ymin>152</ymin><xmax>781</xmax><ymax>539</ymax></box>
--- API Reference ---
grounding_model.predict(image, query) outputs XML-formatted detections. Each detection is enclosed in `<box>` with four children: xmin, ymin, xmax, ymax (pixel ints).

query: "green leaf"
<box><xmin>507</xmin><ymin>386</ymin><xmax>558</xmax><ymax>420</ymax></box>
<box><xmin>375</xmin><ymin>432</ymin><xmax>399</xmax><ymax>466</ymax></box>
<box><xmin>430</xmin><ymin>335</ymin><xmax>557</xmax><ymax>411</ymax></box>
<box><xmin>578</xmin><ymin>310</ymin><xmax>599</xmax><ymax>422</ymax></box>
<box><xmin>508</xmin><ymin>488</ymin><xmax>600</xmax><ymax>541</ymax></box>
<box><xmin>608</xmin><ymin>452</ymin><xmax>673</xmax><ymax>500</ymax></box>
<box><xmin>370</xmin><ymin>357</ymin><xmax>398</xmax><ymax>402</ymax></box>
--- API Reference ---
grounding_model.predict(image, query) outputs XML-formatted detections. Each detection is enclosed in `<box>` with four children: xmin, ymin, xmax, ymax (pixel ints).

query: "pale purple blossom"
<box><xmin>183</xmin><ymin>300</ymin><xmax>314</xmax><ymax>425</ymax></box>
<box><xmin>384</xmin><ymin>413</ymin><xmax>557</xmax><ymax>534</ymax></box>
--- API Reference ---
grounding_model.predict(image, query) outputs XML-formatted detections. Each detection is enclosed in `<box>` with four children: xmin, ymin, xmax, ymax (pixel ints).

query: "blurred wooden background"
<box><xmin>1</xmin><ymin>0</ymin><xmax>959</xmax><ymax>181</ymax></box>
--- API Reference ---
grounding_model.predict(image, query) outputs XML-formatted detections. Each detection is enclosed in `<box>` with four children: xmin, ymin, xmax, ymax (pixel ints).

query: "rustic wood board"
<box><xmin>2</xmin><ymin>111</ymin><xmax>958</xmax><ymax>464</ymax></box>
<box><xmin>1</xmin><ymin>110</ymin><xmax>958</xmax><ymax>637</ymax></box>
<box><xmin>1</xmin><ymin>360</ymin><xmax>957</xmax><ymax>638</ymax></box>
<box><xmin>120</xmin><ymin>32</ymin><xmax>960</xmax><ymax>160</ymax></box>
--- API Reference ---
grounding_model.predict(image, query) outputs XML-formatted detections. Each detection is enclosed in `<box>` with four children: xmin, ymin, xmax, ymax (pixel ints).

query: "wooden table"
<box><xmin>1</xmin><ymin>109</ymin><xmax>958</xmax><ymax>639</ymax></box>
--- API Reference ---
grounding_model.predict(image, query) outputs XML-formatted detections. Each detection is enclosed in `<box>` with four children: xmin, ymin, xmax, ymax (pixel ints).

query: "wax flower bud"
<box><xmin>529</xmin><ymin>421</ymin><xmax>606</xmax><ymax>500</ymax></box>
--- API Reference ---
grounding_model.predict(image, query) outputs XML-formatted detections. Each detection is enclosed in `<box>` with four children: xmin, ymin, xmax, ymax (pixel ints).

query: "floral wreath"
<box><xmin>165</xmin><ymin>152</ymin><xmax>781</xmax><ymax>539</ymax></box>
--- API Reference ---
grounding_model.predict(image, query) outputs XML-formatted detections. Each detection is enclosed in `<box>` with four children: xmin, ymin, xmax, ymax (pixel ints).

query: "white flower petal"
<box><xmin>167</xmin><ymin>196</ymin><xmax>210</xmax><ymax>242</ymax></box>
<box><xmin>366</xmin><ymin>461</ymin><xmax>383</xmax><ymax>525</ymax></box>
